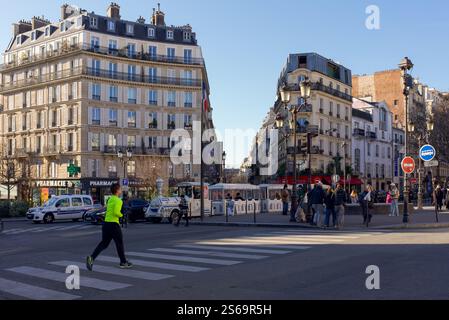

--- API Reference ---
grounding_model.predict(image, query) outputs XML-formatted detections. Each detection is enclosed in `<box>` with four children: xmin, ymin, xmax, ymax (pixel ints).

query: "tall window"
<box><xmin>148</xmin><ymin>28</ymin><xmax>155</xmax><ymax>38</ymax></box>
<box><xmin>355</xmin><ymin>149</ymin><xmax>361</xmax><ymax>173</ymax></box>
<box><xmin>128</xmin><ymin>111</ymin><xmax>137</xmax><ymax>128</ymax></box>
<box><xmin>127</xmin><ymin>65</ymin><xmax>137</xmax><ymax>81</ymax></box>
<box><xmin>127</xmin><ymin>161</ymin><xmax>136</xmax><ymax>177</ymax></box>
<box><xmin>148</xmin><ymin>45</ymin><xmax>157</xmax><ymax>59</ymax></box>
<box><xmin>149</xmin><ymin>90</ymin><xmax>158</xmax><ymax>105</ymax></box>
<box><xmin>167</xmin><ymin>48</ymin><xmax>175</xmax><ymax>61</ymax></box>
<box><xmin>183</xmin><ymin>70</ymin><xmax>193</xmax><ymax>86</ymax></box>
<box><xmin>108</xmin><ymin>161</ymin><xmax>117</xmax><ymax>178</ymax></box>
<box><xmin>128</xmin><ymin>88</ymin><xmax>137</xmax><ymax>104</ymax></box>
<box><xmin>109</xmin><ymin>62</ymin><xmax>118</xmax><ymax>79</ymax></box>
<box><xmin>148</xmin><ymin>136</ymin><xmax>157</xmax><ymax>149</ymax></box>
<box><xmin>149</xmin><ymin>112</ymin><xmax>158</xmax><ymax>128</ymax></box>
<box><xmin>109</xmin><ymin>85</ymin><xmax>118</xmax><ymax>102</ymax></box>
<box><xmin>127</xmin><ymin>136</ymin><xmax>136</xmax><ymax>147</ymax></box>
<box><xmin>108</xmin><ymin>134</ymin><xmax>117</xmax><ymax>147</ymax></box>
<box><xmin>92</xmin><ymin>59</ymin><xmax>100</xmax><ymax>76</ymax></box>
<box><xmin>126</xmin><ymin>24</ymin><xmax>134</xmax><ymax>35</ymax></box>
<box><xmin>168</xmin><ymin>91</ymin><xmax>176</xmax><ymax>107</ymax></box>
<box><xmin>107</xmin><ymin>20</ymin><xmax>115</xmax><ymax>31</ymax></box>
<box><xmin>67</xmin><ymin>133</ymin><xmax>74</xmax><ymax>151</ymax></box>
<box><xmin>90</xmin><ymin>17</ymin><xmax>98</xmax><ymax>28</ymax></box>
<box><xmin>91</xmin><ymin>133</ymin><xmax>100</xmax><ymax>151</ymax></box>
<box><xmin>109</xmin><ymin>109</ymin><xmax>118</xmax><ymax>126</ymax></box>
<box><xmin>184</xmin><ymin>49</ymin><xmax>192</xmax><ymax>64</ymax></box>
<box><xmin>90</xmin><ymin>36</ymin><xmax>100</xmax><ymax>50</ymax></box>
<box><xmin>127</xmin><ymin>43</ymin><xmax>136</xmax><ymax>58</ymax></box>
<box><xmin>149</xmin><ymin>67</ymin><xmax>157</xmax><ymax>82</ymax></box>
<box><xmin>92</xmin><ymin>108</ymin><xmax>101</xmax><ymax>125</ymax></box>
<box><xmin>167</xmin><ymin>114</ymin><xmax>176</xmax><ymax>129</ymax></box>
<box><xmin>166</xmin><ymin>30</ymin><xmax>174</xmax><ymax>40</ymax></box>
<box><xmin>184</xmin><ymin>92</ymin><xmax>193</xmax><ymax>108</ymax></box>
<box><xmin>92</xmin><ymin>83</ymin><xmax>101</xmax><ymax>100</ymax></box>
<box><xmin>108</xmin><ymin>40</ymin><xmax>118</xmax><ymax>54</ymax></box>
<box><xmin>184</xmin><ymin>114</ymin><xmax>192</xmax><ymax>128</ymax></box>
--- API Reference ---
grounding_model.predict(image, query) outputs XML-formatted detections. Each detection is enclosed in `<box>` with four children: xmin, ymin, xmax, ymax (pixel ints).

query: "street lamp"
<box><xmin>288</xmin><ymin>78</ymin><xmax>312</xmax><ymax>222</ymax></box>
<box><xmin>399</xmin><ymin>57</ymin><xmax>414</xmax><ymax>224</ymax></box>
<box><xmin>222</xmin><ymin>151</ymin><xmax>227</xmax><ymax>183</ymax></box>
<box><xmin>118</xmin><ymin>148</ymin><xmax>133</xmax><ymax>198</ymax></box>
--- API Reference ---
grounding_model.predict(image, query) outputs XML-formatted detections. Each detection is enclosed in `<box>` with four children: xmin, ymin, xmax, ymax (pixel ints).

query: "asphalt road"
<box><xmin>0</xmin><ymin>220</ymin><xmax>449</xmax><ymax>300</ymax></box>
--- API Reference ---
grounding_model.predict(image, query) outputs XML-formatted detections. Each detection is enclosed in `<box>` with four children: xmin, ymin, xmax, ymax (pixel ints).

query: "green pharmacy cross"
<box><xmin>67</xmin><ymin>164</ymin><xmax>81</xmax><ymax>177</ymax></box>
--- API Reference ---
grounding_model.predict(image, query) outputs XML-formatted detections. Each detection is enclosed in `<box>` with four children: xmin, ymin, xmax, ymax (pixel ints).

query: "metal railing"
<box><xmin>0</xmin><ymin>66</ymin><xmax>202</xmax><ymax>92</ymax></box>
<box><xmin>0</xmin><ymin>43</ymin><xmax>204</xmax><ymax>71</ymax></box>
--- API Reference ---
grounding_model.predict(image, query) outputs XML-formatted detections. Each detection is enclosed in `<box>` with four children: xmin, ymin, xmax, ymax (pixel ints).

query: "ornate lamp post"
<box><xmin>221</xmin><ymin>151</ymin><xmax>227</xmax><ymax>183</ymax></box>
<box><xmin>118</xmin><ymin>148</ymin><xmax>133</xmax><ymax>198</ymax></box>
<box><xmin>399</xmin><ymin>57</ymin><xmax>414</xmax><ymax>224</ymax></box>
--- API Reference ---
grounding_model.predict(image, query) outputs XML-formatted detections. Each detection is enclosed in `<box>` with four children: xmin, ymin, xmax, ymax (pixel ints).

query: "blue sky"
<box><xmin>1</xmin><ymin>0</ymin><xmax>449</xmax><ymax>168</ymax></box>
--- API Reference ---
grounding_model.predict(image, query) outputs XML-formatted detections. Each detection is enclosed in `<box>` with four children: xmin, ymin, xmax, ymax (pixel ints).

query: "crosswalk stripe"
<box><xmin>127</xmin><ymin>252</ymin><xmax>241</xmax><ymax>266</ymax></box>
<box><xmin>78</xmin><ymin>225</ymin><xmax>96</xmax><ymax>230</ymax></box>
<box><xmin>280</xmin><ymin>230</ymin><xmax>384</xmax><ymax>236</ymax></box>
<box><xmin>6</xmin><ymin>266</ymin><xmax>131</xmax><ymax>291</ymax></box>
<box><xmin>49</xmin><ymin>261</ymin><xmax>173</xmax><ymax>281</ymax></box>
<box><xmin>243</xmin><ymin>236</ymin><xmax>345</xmax><ymax>243</ymax></box>
<box><xmin>96</xmin><ymin>256</ymin><xmax>209</xmax><ymax>273</ymax></box>
<box><xmin>148</xmin><ymin>248</ymin><xmax>268</xmax><ymax>260</ymax></box>
<box><xmin>204</xmin><ymin>238</ymin><xmax>343</xmax><ymax>245</ymax></box>
<box><xmin>0</xmin><ymin>277</ymin><xmax>80</xmax><ymax>300</ymax></box>
<box><xmin>177</xmin><ymin>245</ymin><xmax>292</xmax><ymax>255</ymax></box>
<box><xmin>1</xmin><ymin>228</ymin><xmax>24</xmax><ymax>234</ymax></box>
<box><xmin>196</xmin><ymin>241</ymin><xmax>312</xmax><ymax>250</ymax></box>
<box><xmin>33</xmin><ymin>226</ymin><xmax>62</xmax><ymax>232</ymax></box>
<box><xmin>265</xmin><ymin>233</ymin><xmax>359</xmax><ymax>239</ymax></box>
<box><xmin>52</xmin><ymin>225</ymin><xmax>84</xmax><ymax>231</ymax></box>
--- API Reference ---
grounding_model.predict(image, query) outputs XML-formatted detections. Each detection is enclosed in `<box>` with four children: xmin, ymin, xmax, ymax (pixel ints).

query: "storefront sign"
<box><xmin>35</xmin><ymin>180</ymin><xmax>80</xmax><ymax>188</ymax></box>
<box><xmin>89</xmin><ymin>180</ymin><xmax>118</xmax><ymax>187</ymax></box>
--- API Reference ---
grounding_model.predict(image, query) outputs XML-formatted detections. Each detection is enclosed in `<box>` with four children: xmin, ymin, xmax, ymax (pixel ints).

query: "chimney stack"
<box><xmin>12</xmin><ymin>20</ymin><xmax>32</xmax><ymax>37</ymax></box>
<box><xmin>31</xmin><ymin>16</ymin><xmax>50</xmax><ymax>30</ymax></box>
<box><xmin>107</xmin><ymin>2</ymin><xmax>121</xmax><ymax>19</ymax></box>
<box><xmin>151</xmin><ymin>3</ymin><xmax>165</xmax><ymax>26</ymax></box>
<box><xmin>137</xmin><ymin>16</ymin><xmax>146</xmax><ymax>24</ymax></box>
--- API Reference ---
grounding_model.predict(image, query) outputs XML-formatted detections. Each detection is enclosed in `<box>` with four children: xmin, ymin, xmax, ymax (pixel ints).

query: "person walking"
<box><xmin>310</xmin><ymin>182</ymin><xmax>326</xmax><ymax>227</ymax></box>
<box><xmin>359</xmin><ymin>185</ymin><xmax>373</xmax><ymax>226</ymax></box>
<box><xmin>226</xmin><ymin>193</ymin><xmax>235</xmax><ymax>217</ymax></box>
<box><xmin>323</xmin><ymin>187</ymin><xmax>336</xmax><ymax>228</ymax></box>
<box><xmin>334</xmin><ymin>183</ymin><xmax>347</xmax><ymax>229</ymax></box>
<box><xmin>176</xmin><ymin>194</ymin><xmax>190</xmax><ymax>227</ymax></box>
<box><xmin>86</xmin><ymin>184</ymin><xmax>132</xmax><ymax>271</ymax></box>
<box><xmin>281</xmin><ymin>185</ymin><xmax>290</xmax><ymax>216</ymax></box>
<box><xmin>433</xmin><ymin>185</ymin><xmax>444</xmax><ymax>211</ymax></box>
<box><xmin>389</xmin><ymin>184</ymin><xmax>400</xmax><ymax>217</ymax></box>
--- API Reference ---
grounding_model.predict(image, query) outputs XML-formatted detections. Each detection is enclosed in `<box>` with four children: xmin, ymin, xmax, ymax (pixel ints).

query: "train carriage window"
<box><xmin>253</xmin><ymin>190</ymin><xmax>261</xmax><ymax>201</ymax></box>
<box><xmin>210</xmin><ymin>190</ymin><xmax>223</xmax><ymax>201</ymax></box>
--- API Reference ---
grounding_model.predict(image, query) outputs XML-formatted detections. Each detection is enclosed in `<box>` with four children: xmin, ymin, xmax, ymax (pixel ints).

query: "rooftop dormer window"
<box><xmin>126</xmin><ymin>23</ymin><xmax>134</xmax><ymax>35</ymax></box>
<box><xmin>45</xmin><ymin>26</ymin><xmax>51</xmax><ymax>37</ymax></box>
<box><xmin>148</xmin><ymin>27</ymin><xmax>155</xmax><ymax>38</ymax></box>
<box><xmin>90</xmin><ymin>16</ymin><xmax>98</xmax><ymax>29</ymax></box>
<box><xmin>166</xmin><ymin>30</ymin><xmax>174</xmax><ymax>40</ymax></box>
<box><xmin>60</xmin><ymin>21</ymin><xmax>67</xmax><ymax>32</ymax></box>
<box><xmin>108</xmin><ymin>20</ymin><xmax>115</xmax><ymax>32</ymax></box>
<box><xmin>16</xmin><ymin>36</ymin><xmax>22</xmax><ymax>46</ymax></box>
<box><xmin>31</xmin><ymin>31</ymin><xmax>37</xmax><ymax>41</ymax></box>
<box><xmin>183</xmin><ymin>31</ymin><xmax>191</xmax><ymax>42</ymax></box>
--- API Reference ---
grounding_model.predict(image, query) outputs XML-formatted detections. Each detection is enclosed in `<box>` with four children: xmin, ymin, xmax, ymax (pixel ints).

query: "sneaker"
<box><xmin>119</xmin><ymin>261</ymin><xmax>133</xmax><ymax>269</ymax></box>
<box><xmin>86</xmin><ymin>256</ymin><xmax>94</xmax><ymax>272</ymax></box>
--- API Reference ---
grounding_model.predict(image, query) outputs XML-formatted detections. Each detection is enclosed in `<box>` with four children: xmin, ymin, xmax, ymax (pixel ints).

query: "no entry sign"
<box><xmin>401</xmin><ymin>157</ymin><xmax>416</xmax><ymax>174</ymax></box>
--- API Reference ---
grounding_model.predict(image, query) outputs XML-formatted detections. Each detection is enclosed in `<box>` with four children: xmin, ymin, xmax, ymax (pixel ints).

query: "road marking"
<box><xmin>148</xmin><ymin>248</ymin><xmax>268</xmax><ymax>260</ymax></box>
<box><xmin>96</xmin><ymin>256</ymin><xmax>209</xmax><ymax>273</ymax></box>
<box><xmin>127</xmin><ymin>252</ymin><xmax>241</xmax><ymax>266</ymax></box>
<box><xmin>6</xmin><ymin>266</ymin><xmax>131</xmax><ymax>291</ymax></box>
<box><xmin>202</xmin><ymin>238</ymin><xmax>343</xmax><ymax>245</ymax></box>
<box><xmin>49</xmin><ymin>261</ymin><xmax>173</xmax><ymax>281</ymax></box>
<box><xmin>265</xmin><ymin>233</ymin><xmax>359</xmax><ymax>239</ymax></box>
<box><xmin>78</xmin><ymin>225</ymin><xmax>97</xmax><ymax>230</ymax></box>
<box><xmin>196</xmin><ymin>241</ymin><xmax>312</xmax><ymax>250</ymax></box>
<box><xmin>51</xmin><ymin>225</ymin><xmax>84</xmax><ymax>231</ymax></box>
<box><xmin>0</xmin><ymin>277</ymin><xmax>80</xmax><ymax>300</ymax></box>
<box><xmin>246</xmin><ymin>236</ymin><xmax>346</xmax><ymax>243</ymax></box>
<box><xmin>32</xmin><ymin>227</ymin><xmax>61</xmax><ymax>232</ymax></box>
<box><xmin>1</xmin><ymin>228</ymin><xmax>24</xmax><ymax>234</ymax></box>
<box><xmin>177</xmin><ymin>244</ymin><xmax>292</xmax><ymax>255</ymax></box>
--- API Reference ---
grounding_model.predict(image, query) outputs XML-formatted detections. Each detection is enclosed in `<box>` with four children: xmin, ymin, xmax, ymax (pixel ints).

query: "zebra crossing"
<box><xmin>0</xmin><ymin>229</ymin><xmax>384</xmax><ymax>300</ymax></box>
<box><xmin>0</xmin><ymin>224</ymin><xmax>99</xmax><ymax>236</ymax></box>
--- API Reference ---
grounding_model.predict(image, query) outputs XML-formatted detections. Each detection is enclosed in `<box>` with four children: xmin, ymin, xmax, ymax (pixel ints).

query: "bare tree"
<box><xmin>0</xmin><ymin>150</ymin><xmax>22</xmax><ymax>214</ymax></box>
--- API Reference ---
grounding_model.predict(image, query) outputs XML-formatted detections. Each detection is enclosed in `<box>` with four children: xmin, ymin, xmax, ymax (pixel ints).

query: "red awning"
<box><xmin>341</xmin><ymin>178</ymin><xmax>364</xmax><ymax>185</ymax></box>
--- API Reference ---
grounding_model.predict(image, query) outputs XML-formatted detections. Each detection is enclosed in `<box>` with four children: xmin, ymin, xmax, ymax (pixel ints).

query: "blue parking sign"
<box><xmin>419</xmin><ymin>145</ymin><xmax>436</xmax><ymax>162</ymax></box>
<box><xmin>123</xmin><ymin>179</ymin><xmax>129</xmax><ymax>186</ymax></box>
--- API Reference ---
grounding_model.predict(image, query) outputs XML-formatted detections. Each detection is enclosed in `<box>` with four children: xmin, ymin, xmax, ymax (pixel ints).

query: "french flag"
<box><xmin>202</xmin><ymin>81</ymin><xmax>209</xmax><ymax>112</ymax></box>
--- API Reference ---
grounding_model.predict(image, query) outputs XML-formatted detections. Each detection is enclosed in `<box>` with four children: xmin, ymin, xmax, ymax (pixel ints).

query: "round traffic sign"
<box><xmin>401</xmin><ymin>157</ymin><xmax>416</xmax><ymax>174</ymax></box>
<box><xmin>419</xmin><ymin>145</ymin><xmax>436</xmax><ymax>162</ymax></box>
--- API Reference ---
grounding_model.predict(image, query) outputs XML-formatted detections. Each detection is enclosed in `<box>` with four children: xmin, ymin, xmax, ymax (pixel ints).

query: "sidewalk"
<box><xmin>192</xmin><ymin>207</ymin><xmax>449</xmax><ymax>230</ymax></box>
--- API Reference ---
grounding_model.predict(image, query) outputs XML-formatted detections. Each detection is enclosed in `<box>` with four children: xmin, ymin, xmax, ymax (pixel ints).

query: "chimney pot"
<box><xmin>107</xmin><ymin>2</ymin><xmax>121</xmax><ymax>19</ymax></box>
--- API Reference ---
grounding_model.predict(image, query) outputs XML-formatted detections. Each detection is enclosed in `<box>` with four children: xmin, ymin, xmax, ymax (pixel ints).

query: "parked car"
<box><xmin>123</xmin><ymin>199</ymin><xmax>150</xmax><ymax>223</ymax></box>
<box><xmin>27</xmin><ymin>195</ymin><xmax>94</xmax><ymax>224</ymax></box>
<box><xmin>84</xmin><ymin>205</ymin><xmax>106</xmax><ymax>225</ymax></box>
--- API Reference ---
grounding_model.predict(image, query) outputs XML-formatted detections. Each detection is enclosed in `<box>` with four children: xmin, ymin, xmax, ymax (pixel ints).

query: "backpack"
<box><xmin>386</xmin><ymin>192</ymin><xmax>392</xmax><ymax>204</ymax></box>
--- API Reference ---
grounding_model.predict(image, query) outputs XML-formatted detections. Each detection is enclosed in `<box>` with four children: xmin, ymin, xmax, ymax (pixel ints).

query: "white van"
<box><xmin>27</xmin><ymin>195</ymin><xmax>94</xmax><ymax>224</ymax></box>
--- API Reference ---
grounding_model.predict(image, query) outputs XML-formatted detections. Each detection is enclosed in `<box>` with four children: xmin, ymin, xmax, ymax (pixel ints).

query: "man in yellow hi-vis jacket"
<box><xmin>86</xmin><ymin>183</ymin><xmax>132</xmax><ymax>270</ymax></box>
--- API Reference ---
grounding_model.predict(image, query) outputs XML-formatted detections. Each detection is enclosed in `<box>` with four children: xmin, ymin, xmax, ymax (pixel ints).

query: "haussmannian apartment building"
<box><xmin>0</xmin><ymin>3</ymin><xmax>217</xmax><ymax>204</ymax></box>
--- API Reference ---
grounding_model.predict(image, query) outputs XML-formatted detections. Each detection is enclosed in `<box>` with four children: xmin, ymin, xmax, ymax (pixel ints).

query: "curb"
<box><xmin>372</xmin><ymin>223</ymin><xmax>449</xmax><ymax>230</ymax></box>
<box><xmin>0</xmin><ymin>218</ymin><xmax>27</xmax><ymax>223</ymax></box>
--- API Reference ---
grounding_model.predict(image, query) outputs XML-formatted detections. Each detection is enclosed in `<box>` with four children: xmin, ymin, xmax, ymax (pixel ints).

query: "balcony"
<box><xmin>0</xmin><ymin>66</ymin><xmax>202</xmax><ymax>93</ymax></box>
<box><xmin>353</xmin><ymin>128</ymin><xmax>366</xmax><ymax>138</ymax></box>
<box><xmin>310</xmin><ymin>146</ymin><xmax>324</xmax><ymax>155</ymax></box>
<box><xmin>143</xmin><ymin>147</ymin><xmax>171</xmax><ymax>156</ymax></box>
<box><xmin>367</xmin><ymin>132</ymin><xmax>377</xmax><ymax>140</ymax></box>
<box><xmin>0</xmin><ymin>43</ymin><xmax>204</xmax><ymax>72</ymax></box>
<box><xmin>128</xmin><ymin>122</ymin><xmax>137</xmax><ymax>128</ymax></box>
<box><xmin>128</xmin><ymin>99</ymin><xmax>137</xmax><ymax>105</ymax></box>
<box><xmin>168</xmin><ymin>102</ymin><xmax>177</xmax><ymax>107</ymax></box>
<box><xmin>149</xmin><ymin>100</ymin><xmax>158</xmax><ymax>106</ymax></box>
<box><xmin>104</xmin><ymin>146</ymin><xmax>119</xmax><ymax>154</ymax></box>
<box><xmin>67</xmin><ymin>145</ymin><xmax>74</xmax><ymax>152</ymax></box>
<box><xmin>310</xmin><ymin>82</ymin><xmax>353</xmax><ymax>102</ymax></box>
<box><xmin>109</xmin><ymin>120</ymin><xmax>118</xmax><ymax>127</ymax></box>
<box><xmin>167</xmin><ymin>123</ymin><xmax>176</xmax><ymax>130</ymax></box>
<box><xmin>92</xmin><ymin>120</ymin><xmax>101</xmax><ymax>126</ymax></box>
<box><xmin>45</xmin><ymin>146</ymin><xmax>62</xmax><ymax>154</ymax></box>
<box><xmin>184</xmin><ymin>102</ymin><xmax>193</xmax><ymax>108</ymax></box>
<box><xmin>14</xmin><ymin>148</ymin><xmax>36</xmax><ymax>158</ymax></box>
<box><xmin>92</xmin><ymin>95</ymin><xmax>101</xmax><ymax>101</ymax></box>
<box><xmin>149</xmin><ymin>122</ymin><xmax>158</xmax><ymax>129</ymax></box>
<box><xmin>110</xmin><ymin>97</ymin><xmax>118</xmax><ymax>103</ymax></box>
<box><xmin>184</xmin><ymin>123</ymin><xmax>193</xmax><ymax>130</ymax></box>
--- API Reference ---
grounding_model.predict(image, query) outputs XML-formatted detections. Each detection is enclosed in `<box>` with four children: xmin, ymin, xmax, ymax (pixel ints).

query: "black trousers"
<box><xmin>91</xmin><ymin>222</ymin><xmax>127</xmax><ymax>264</ymax></box>
<box><xmin>176</xmin><ymin>211</ymin><xmax>189</xmax><ymax>226</ymax></box>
